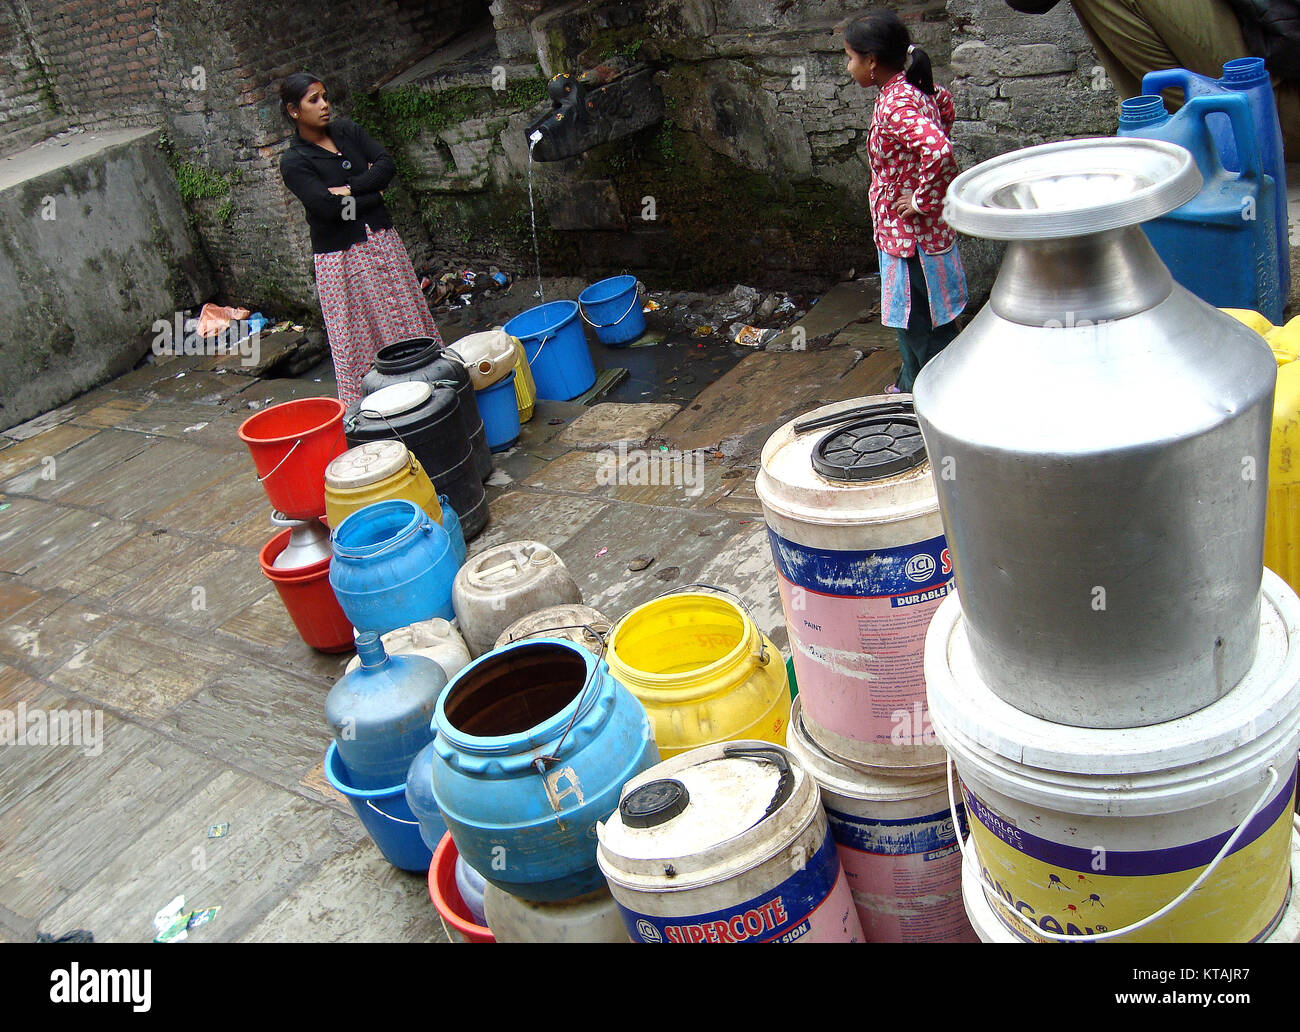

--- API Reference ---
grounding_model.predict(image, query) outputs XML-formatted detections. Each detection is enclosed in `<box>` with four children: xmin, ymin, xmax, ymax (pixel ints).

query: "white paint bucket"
<box><xmin>927</xmin><ymin>568</ymin><xmax>1300</xmax><ymax>943</ymax></box>
<box><xmin>785</xmin><ymin>697</ymin><xmax>975</xmax><ymax>942</ymax></box>
<box><xmin>597</xmin><ymin>740</ymin><xmax>864</xmax><ymax>943</ymax></box>
<box><xmin>482</xmin><ymin>883</ymin><xmax>630</xmax><ymax>943</ymax></box>
<box><xmin>757</xmin><ymin>397</ymin><xmax>950</xmax><ymax>769</ymax></box>
<box><xmin>961</xmin><ymin>822</ymin><xmax>1300</xmax><ymax>943</ymax></box>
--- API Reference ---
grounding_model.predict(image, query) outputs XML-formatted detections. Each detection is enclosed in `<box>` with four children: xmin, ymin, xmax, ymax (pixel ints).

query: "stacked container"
<box><xmin>918</xmin><ymin>137</ymin><xmax>1300</xmax><ymax>943</ymax></box>
<box><xmin>755</xmin><ymin>397</ymin><xmax>973</xmax><ymax>942</ymax></box>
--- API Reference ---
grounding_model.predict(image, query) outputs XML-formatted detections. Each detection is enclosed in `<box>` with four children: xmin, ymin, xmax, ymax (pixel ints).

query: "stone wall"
<box><xmin>0</xmin><ymin>128</ymin><xmax>215</xmax><ymax>431</ymax></box>
<box><xmin>0</xmin><ymin>0</ymin><xmax>68</xmax><ymax>158</ymax></box>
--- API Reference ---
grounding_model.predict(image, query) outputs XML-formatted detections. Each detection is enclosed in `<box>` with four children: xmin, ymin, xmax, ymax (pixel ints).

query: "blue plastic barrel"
<box><xmin>405</xmin><ymin>739</ymin><xmax>449</xmax><ymax>851</ymax></box>
<box><xmin>439</xmin><ymin>495</ymin><xmax>468</xmax><ymax>568</ymax></box>
<box><xmin>1118</xmin><ymin>93</ymin><xmax>1281</xmax><ymax>322</ymax></box>
<box><xmin>430</xmin><ymin>638</ymin><xmax>660</xmax><ymax>902</ymax></box>
<box><xmin>330</xmin><ymin>499</ymin><xmax>458</xmax><ymax>632</ymax></box>
<box><xmin>476</xmin><ymin>371</ymin><xmax>522</xmax><ymax>452</ymax></box>
<box><xmin>578</xmin><ymin>275</ymin><xmax>646</xmax><ymax>346</ymax></box>
<box><xmin>325</xmin><ymin>742</ymin><xmax>433</xmax><ymax>872</ymax></box>
<box><xmin>1142</xmin><ymin>58</ymin><xmax>1289</xmax><ymax>303</ymax></box>
<box><xmin>503</xmin><ymin>301</ymin><xmax>596</xmax><ymax>402</ymax></box>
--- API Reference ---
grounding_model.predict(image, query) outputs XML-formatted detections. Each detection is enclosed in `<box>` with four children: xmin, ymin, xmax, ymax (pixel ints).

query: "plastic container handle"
<box><xmin>579</xmin><ymin>284</ymin><xmax>643</xmax><ymax>329</ymax></box>
<box><xmin>365</xmin><ymin>799</ymin><xmax>421</xmax><ymax>826</ymax></box>
<box><xmin>724</xmin><ymin>745</ymin><xmax>795</xmax><ymax>822</ymax></box>
<box><xmin>945</xmin><ymin>757</ymin><xmax>1281</xmax><ymax>943</ymax></box>
<box><xmin>1187</xmin><ymin>93</ymin><xmax>1261</xmax><ymax>180</ymax></box>
<box><xmin>1141</xmin><ymin>68</ymin><xmax>1195</xmax><ymax>98</ymax></box>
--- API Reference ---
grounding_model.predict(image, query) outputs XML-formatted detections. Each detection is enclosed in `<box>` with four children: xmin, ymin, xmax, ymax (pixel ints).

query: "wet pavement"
<box><xmin>0</xmin><ymin>278</ymin><xmax>897</xmax><ymax>943</ymax></box>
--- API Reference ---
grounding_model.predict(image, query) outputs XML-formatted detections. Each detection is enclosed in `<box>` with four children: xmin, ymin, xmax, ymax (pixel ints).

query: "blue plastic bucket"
<box><xmin>330</xmin><ymin>499</ymin><xmax>458</xmax><ymax>633</ymax></box>
<box><xmin>476</xmin><ymin>371</ymin><xmax>522</xmax><ymax>452</ymax></box>
<box><xmin>326</xmin><ymin>742</ymin><xmax>433</xmax><ymax>872</ymax></box>
<box><xmin>503</xmin><ymin>301</ymin><xmax>596</xmax><ymax>402</ymax></box>
<box><xmin>439</xmin><ymin>495</ymin><xmax>468</xmax><ymax>568</ymax></box>
<box><xmin>578</xmin><ymin>275</ymin><xmax>645</xmax><ymax>346</ymax></box>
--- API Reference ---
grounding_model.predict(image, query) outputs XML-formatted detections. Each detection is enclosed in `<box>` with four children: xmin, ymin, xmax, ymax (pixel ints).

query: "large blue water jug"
<box><xmin>325</xmin><ymin>631</ymin><xmax>447</xmax><ymax>790</ymax></box>
<box><xmin>1118</xmin><ymin>93</ymin><xmax>1281</xmax><ymax>322</ymax></box>
<box><xmin>405</xmin><ymin>739</ymin><xmax>448</xmax><ymax>851</ymax></box>
<box><xmin>1142</xmin><ymin>58</ymin><xmax>1289</xmax><ymax>303</ymax></box>
<box><xmin>430</xmin><ymin>638</ymin><xmax>660</xmax><ymax>902</ymax></box>
<box><xmin>330</xmin><ymin>499</ymin><xmax>459</xmax><ymax>633</ymax></box>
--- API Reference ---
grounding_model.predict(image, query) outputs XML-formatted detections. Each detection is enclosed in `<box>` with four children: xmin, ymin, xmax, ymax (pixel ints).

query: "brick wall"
<box><xmin>0</xmin><ymin>0</ymin><xmax>68</xmax><ymax>157</ymax></box>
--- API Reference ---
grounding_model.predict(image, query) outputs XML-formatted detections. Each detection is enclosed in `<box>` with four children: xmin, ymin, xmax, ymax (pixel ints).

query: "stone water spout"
<box><xmin>525</xmin><ymin>58</ymin><xmax>664</xmax><ymax>162</ymax></box>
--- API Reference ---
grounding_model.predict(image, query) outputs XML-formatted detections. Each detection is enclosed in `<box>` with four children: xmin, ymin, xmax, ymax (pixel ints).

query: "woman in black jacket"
<box><xmin>278</xmin><ymin>72</ymin><xmax>443</xmax><ymax>404</ymax></box>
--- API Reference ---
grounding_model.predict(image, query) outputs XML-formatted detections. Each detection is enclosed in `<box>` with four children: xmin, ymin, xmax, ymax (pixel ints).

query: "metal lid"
<box><xmin>325</xmin><ymin>441</ymin><xmax>410</xmax><ymax>490</ymax></box>
<box><xmin>943</xmin><ymin>137</ymin><xmax>1201</xmax><ymax>240</ymax></box>
<box><xmin>495</xmin><ymin>604</ymin><xmax>611</xmax><ymax>653</ymax></box>
<box><xmin>358</xmin><ymin>380</ymin><xmax>432</xmax><ymax>418</ymax></box>
<box><xmin>620</xmin><ymin>779</ymin><xmax>690</xmax><ymax>828</ymax></box>
<box><xmin>812</xmin><ymin>415</ymin><xmax>926</xmax><ymax>480</ymax></box>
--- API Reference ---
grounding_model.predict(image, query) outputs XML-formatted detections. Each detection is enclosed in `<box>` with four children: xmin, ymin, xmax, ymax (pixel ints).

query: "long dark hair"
<box><xmin>279</xmin><ymin>72</ymin><xmax>324</xmax><ymax>123</ymax></box>
<box><xmin>844</xmin><ymin>11</ymin><xmax>936</xmax><ymax>95</ymax></box>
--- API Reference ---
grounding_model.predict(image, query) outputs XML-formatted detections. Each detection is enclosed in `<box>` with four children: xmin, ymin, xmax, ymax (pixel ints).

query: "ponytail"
<box><xmin>844</xmin><ymin>11</ymin><xmax>937</xmax><ymax>95</ymax></box>
<box><xmin>905</xmin><ymin>44</ymin><xmax>936</xmax><ymax>96</ymax></box>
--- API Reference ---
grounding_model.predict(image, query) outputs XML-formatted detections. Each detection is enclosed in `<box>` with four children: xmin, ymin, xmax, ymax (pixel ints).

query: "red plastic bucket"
<box><xmin>430</xmin><ymin>833</ymin><xmax>495</xmax><ymax>943</ymax></box>
<box><xmin>239</xmin><ymin>398</ymin><xmax>347</xmax><ymax>519</ymax></box>
<box><xmin>259</xmin><ymin>524</ymin><xmax>354</xmax><ymax>653</ymax></box>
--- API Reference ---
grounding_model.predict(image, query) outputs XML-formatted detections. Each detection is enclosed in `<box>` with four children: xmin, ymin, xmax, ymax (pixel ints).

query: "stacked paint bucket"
<box><xmin>238</xmin><ymin>398</ymin><xmax>354</xmax><ymax>652</ymax></box>
<box><xmin>916</xmin><ymin>137</ymin><xmax>1300</xmax><ymax>943</ymax></box>
<box><xmin>755</xmin><ymin>396</ymin><xmax>976</xmax><ymax>943</ymax></box>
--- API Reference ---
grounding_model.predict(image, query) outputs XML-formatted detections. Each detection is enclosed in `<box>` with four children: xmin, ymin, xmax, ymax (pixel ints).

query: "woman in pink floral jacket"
<box><xmin>845</xmin><ymin>11</ymin><xmax>968</xmax><ymax>394</ymax></box>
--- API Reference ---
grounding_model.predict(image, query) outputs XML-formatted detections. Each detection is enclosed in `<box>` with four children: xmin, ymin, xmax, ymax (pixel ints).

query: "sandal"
<box><xmin>884</xmin><ymin>383</ymin><xmax>902</xmax><ymax>394</ymax></box>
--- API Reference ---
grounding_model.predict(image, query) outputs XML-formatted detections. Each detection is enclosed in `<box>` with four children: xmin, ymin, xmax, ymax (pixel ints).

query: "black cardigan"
<box><xmin>280</xmin><ymin>118</ymin><xmax>396</xmax><ymax>254</ymax></box>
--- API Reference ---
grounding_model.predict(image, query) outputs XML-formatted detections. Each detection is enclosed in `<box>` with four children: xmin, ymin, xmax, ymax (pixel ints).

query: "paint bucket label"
<box><xmin>964</xmin><ymin>775</ymin><xmax>1298</xmax><ymax>943</ymax></box>
<box><xmin>767</xmin><ymin>529</ymin><xmax>952</xmax><ymax>747</ymax></box>
<box><xmin>826</xmin><ymin>804</ymin><xmax>975</xmax><ymax>942</ymax></box>
<box><xmin>616</xmin><ymin>832</ymin><xmax>860</xmax><ymax>943</ymax></box>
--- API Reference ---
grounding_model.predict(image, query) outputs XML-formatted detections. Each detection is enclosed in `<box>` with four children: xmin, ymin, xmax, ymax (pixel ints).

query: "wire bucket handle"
<box><xmin>255</xmin><ymin>421</ymin><xmax>348</xmax><ymax>484</ymax></box>
<box><xmin>579</xmin><ymin>282</ymin><xmax>644</xmax><ymax>329</ymax></box>
<box><xmin>945</xmin><ymin>757</ymin><xmax>1281</xmax><ymax>943</ymax></box>
<box><xmin>524</xmin><ymin>332</ymin><xmax>554</xmax><ymax>365</ymax></box>
<box><xmin>365</xmin><ymin>799</ymin><xmax>421</xmax><ymax>826</ymax></box>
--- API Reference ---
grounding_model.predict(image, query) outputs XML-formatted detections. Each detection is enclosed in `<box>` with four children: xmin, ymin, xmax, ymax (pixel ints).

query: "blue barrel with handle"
<box><xmin>330</xmin><ymin>499</ymin><xmax>459</xmax><ymax>632</ymax></box>
<box><xmin>1142</xmin><ymin>57</ymin><xmax>1289</xmax><ymax>304</ymax></box>
<box><xmin>1118</xmin><ymin>92</ymin><xmax>1280</xmax><ymax>322</ymax></box>
<box><xmin>430</xmin><ymin>638</ymin><xmax>660</xmax><ymax>902</ymax></box>
<box><xmin>503</xmin><ymin>300</ymin><xmax>597</xmax><ymax>402</ymax></box>
<box><xmin>579</xmin><ymin>275</ymin><xmax>646</xmax><ymax>346</ymax></box>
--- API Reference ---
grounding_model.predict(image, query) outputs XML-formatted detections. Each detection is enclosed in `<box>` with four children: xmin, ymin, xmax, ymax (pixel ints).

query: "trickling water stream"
<box><xmin>527</xmin><ymin>132</ymin><xmax>546</xmax><ymax>303</ymax></box>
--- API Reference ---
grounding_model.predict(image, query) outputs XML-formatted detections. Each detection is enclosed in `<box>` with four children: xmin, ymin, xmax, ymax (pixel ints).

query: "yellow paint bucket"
<box><xmin>927</xmin><ymin>570</ymin><xmax>1300</xmax><ymax>943</ymax></box>
<box><xmin>606</xmin><ymin>590</ymin><xmax>790</xmax><ymax>759</ymax></box>
<box><xmin>1223</xmin><ymin>309</ymin><xmax>1300</xmax><ymax>599</ymax></box>
<box><xmin>324</xmin><ymin>441</ymin><xmax>442</xmax><ymax>529</ymax></box>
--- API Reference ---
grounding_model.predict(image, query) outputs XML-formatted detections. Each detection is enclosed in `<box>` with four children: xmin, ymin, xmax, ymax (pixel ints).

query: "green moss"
<box><xmin>353</xmin><ymin>76</ymin><xmax>548</xmax><ymax>146</ymax></box>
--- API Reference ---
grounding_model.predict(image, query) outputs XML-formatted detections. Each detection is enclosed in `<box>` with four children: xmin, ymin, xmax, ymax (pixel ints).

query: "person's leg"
<box><xmin>1069</xmin><ymin>0</ymin><xmax>1249</xmax><ymax>102</ymax></box>
<box><xmin>897</xmin><ymin>254</ymin><xmax>933</xmax><ymax>393</ymax></box>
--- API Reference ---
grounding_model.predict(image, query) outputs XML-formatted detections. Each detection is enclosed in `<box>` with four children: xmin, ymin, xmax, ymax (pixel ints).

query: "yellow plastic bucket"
<box><xmin>511</xmin><ymin>335</ymin><xmax>536</xmax><ymax>424</ymax></box>
<box><xmin>1222</xmin><ymin>310</ymin><xmax>1300</xmax><ymax>597</ymax></box>
<box><xmin>606</xmin><ymin>591</ymin><xmax>790</xmax><ymax>758</ymax></box>
<box><xmin>324</xmin><ymin>441</ymin><xmax>442</xmax><ymax>529</ymax></box>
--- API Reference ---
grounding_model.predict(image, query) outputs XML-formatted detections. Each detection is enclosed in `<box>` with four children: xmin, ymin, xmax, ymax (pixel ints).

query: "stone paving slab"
<box><xmin>54</xmin><ymin>438</ymin><xmax>232</xmax><ymax>521</ymax></box>
<box><xmin>15</xmin><ymin>517</ymin><xmax>140</xmax><ymax>597</ymax></box>
<box><xmin>0</xmin><ymin>593</ymin><xmax>115</xmax><ymax>679</ymax></box>
<box><xmin>766</xmin><ymin>281</ymin><xmax>878</xmax><ymax>351</ymax></box>
<box><xmin>0</xmin><ymin>579</ymin><xmax>42</xmax><ymax>623</ymax></box>
<box><xmin>0</xmin><ymin>669</ymin><xmax>88</xmax><ymax>814</ymax></box>
<box><xmin>0</xmin><ymin>424</ymin><xmax>99</xmax><ymax>481</ymax></box>
<box><xmin>38</xmin><ymin>768</ymin><xmax>363</xmax><ymax>943</ymax></box>
<box><xmin>0</xmin><ymin>429</ymin><xmax>153</xmax><ymax>502</ymax></box>
<box><xmin>0</xmin><ymin>720</ymin><xmax>217</xmax><ymax>927</ymax></box>
<box><xmin>46</xmin><ymin>617</ymin><xmax>249</xmax><ymax>722</ymax></box>
<box><xmin>110</xmin><ymin>541</ymin><xmax>271</xmax><ymax>635</ymax></box>
<box><xmin>0</xmin><ymin>503</ymin><xmax>112</xmax><ymax>579</ymax></box>
<box><xmin>239</xmin><ymin>839</ymin><xmax>445</xmax><ymax>943</ymax></box>
<box><xmin>214</xmin><ymin>591</ymin><xmax>353</xmax><ymax>684</ymax></box>
<box><xmin>158</xmin><ymin>661</ymin><xmax>339</xmax><ymax>802</ymax></box>
<box><xmin>556</xmin><ymin>402</ymin><xmax>682</xmax><ymax>450</ymax></box>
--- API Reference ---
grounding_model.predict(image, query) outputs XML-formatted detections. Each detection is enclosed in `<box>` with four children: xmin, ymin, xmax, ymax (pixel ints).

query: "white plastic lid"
<box><xmin>358</xmin><ymin>380</ymin><xmax>432</xmax><ymax>418</ymax></box>
<box><xmin>325</xmin><ymin>441</ymin><xmax>410</xmax><ymax>489</ymax></box>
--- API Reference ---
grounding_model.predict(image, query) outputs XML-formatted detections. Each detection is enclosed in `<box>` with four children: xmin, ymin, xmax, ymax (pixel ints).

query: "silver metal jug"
<box><xmin>914</xmin><ymin>138</ymin><xmax>1276</xmax><ymax>728</ymax></box>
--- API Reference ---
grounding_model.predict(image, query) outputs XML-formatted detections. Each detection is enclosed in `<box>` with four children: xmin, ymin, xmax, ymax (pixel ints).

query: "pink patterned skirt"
<box><xmin>313</xmin><ymin>226</ymin><xmax>443</xmax><ymax>405</ymax></box>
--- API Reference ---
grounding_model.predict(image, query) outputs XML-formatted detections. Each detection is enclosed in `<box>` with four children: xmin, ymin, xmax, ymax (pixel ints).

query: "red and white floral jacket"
<box><xmin>868</xmin><ymin>72</ymin><xmax>959</xmax><ymax>258</ymax></box>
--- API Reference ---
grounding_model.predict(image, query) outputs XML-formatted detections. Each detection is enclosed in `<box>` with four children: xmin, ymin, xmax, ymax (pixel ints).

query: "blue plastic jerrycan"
<box><xmin>1142</xmin><ymin>58</ymin><xmax>1289</xmax><ymax>302</ymax></box>
<box><xmin>1118</xmin><ymin>93</ymin><xmax>1281</xmax><ymax>323</ymax></box>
